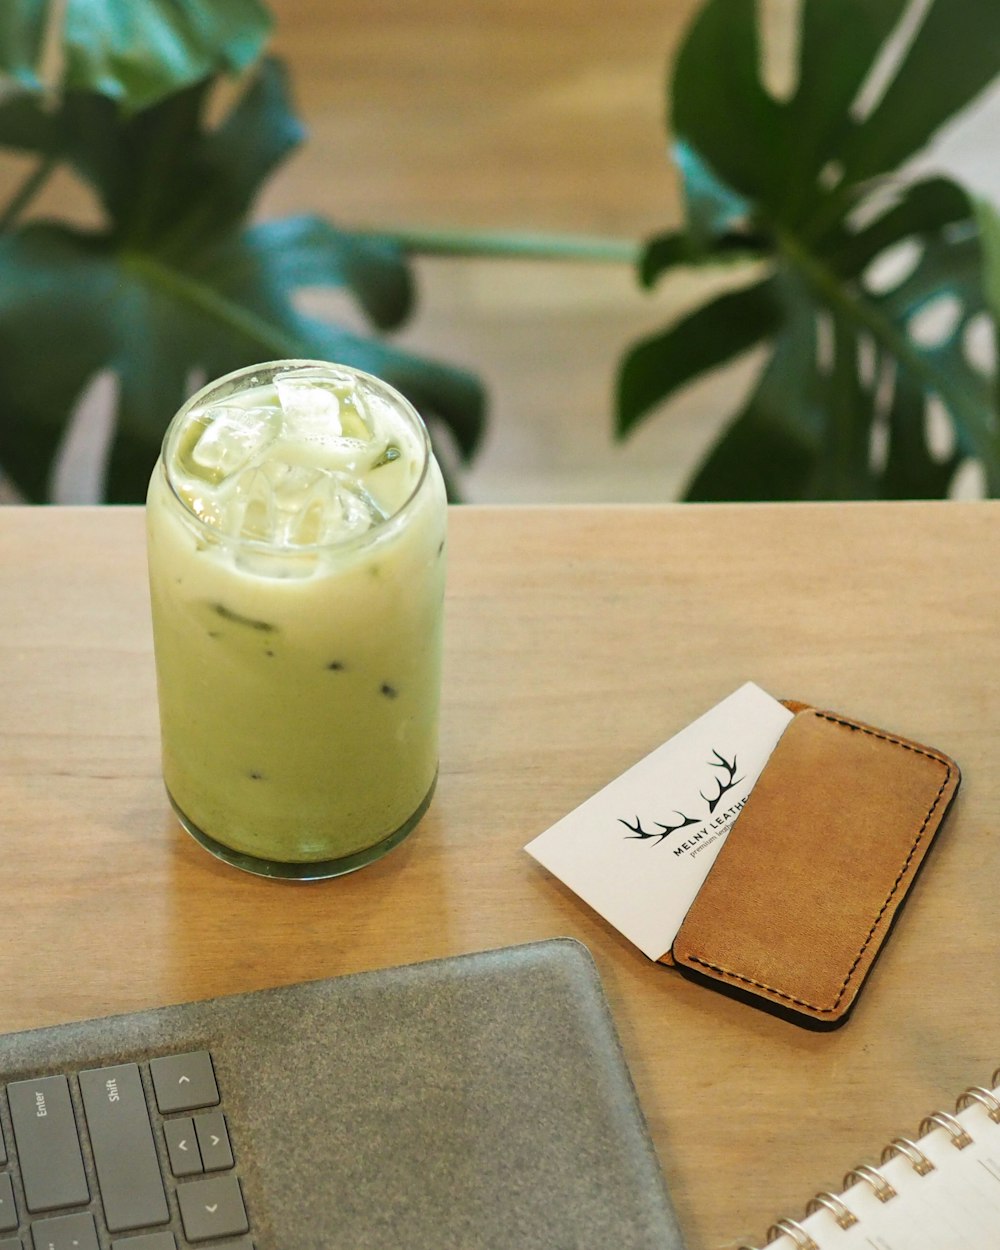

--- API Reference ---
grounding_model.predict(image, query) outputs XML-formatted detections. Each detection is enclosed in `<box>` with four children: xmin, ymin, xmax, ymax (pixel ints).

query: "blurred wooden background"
<box><xmin>2</xmin><ymin>0</ymin><xmax>998</xmax><ymax>502</ymax></box>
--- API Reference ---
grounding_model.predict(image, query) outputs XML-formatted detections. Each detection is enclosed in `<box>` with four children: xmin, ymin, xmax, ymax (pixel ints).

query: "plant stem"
<box><xmin>0</xmin><ymin>155</ymin><xmax>58</xmax><ymax>233</ymax></box>
<box><xmin>381</xmin><ymin>227</ymin><xmax>640</xmax><ymax>265</ymax></box>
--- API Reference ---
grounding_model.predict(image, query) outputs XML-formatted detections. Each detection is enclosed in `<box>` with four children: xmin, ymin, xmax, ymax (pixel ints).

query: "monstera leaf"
<box><xmin>617</xmin><ymin>0</ymin><xmax>1000</xmax><ymax>500</ymax></box>
<box><xmin>0</xmin><ymin>0</ymin><xmax>272</xmax><ymax>110</ymax></box>
<box><xmin>980</xmin><ymin>201</ymin><xmax>1000</xmax><ymax>408</ymax></box>
<box><xmin>0</xmin><ymin>57</ymin><xmax>484</xmax><ymax>501</ymax></box>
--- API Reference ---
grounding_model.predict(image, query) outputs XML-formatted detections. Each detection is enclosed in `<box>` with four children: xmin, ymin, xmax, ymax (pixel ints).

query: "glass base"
<box><xmin>168</xmin><ymin>775</ymin><xmax>436</xmax><ymax>880</ymax></box>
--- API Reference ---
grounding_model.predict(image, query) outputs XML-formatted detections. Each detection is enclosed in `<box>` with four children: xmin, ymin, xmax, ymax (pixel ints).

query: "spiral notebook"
<box><xmin>743</xmin><ymin>1068</ymin><xmax>1000</xmax><ymax>1249</ymax></box>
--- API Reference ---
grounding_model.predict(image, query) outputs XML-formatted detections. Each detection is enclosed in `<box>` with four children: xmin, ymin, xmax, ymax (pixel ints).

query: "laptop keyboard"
<box><xmin>0</xmin><ymin>1051</ymin><xmax>254</xmax><ymax>1249</ymax></box>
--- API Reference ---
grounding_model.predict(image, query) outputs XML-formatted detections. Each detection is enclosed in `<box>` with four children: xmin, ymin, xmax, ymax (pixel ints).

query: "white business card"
<box><xmin>524</xmin><ymin>682</ymin><xmax>794</xmax><ymax>961</ymax></box>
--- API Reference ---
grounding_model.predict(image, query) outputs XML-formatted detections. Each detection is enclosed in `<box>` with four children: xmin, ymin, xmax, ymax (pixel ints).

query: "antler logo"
<box><xmin>619</xmin><ymin>749</ymin><xmax>744</xmax><ymax>846</ymax></box>
<box><xmin>700</xmin><ymin>749</ymin><xmax>743</xmax><ymax>812</ymax></box>
<box><xmin>619</xmin><ymin>812</ymin><xmax>699</xmax><ymax>845</ymax></box>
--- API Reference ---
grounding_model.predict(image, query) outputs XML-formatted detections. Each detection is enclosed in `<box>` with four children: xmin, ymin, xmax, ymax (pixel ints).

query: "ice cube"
<box><xmin>219</xmin><ymin>466</ymin><xmax>275</xmax><ymax>542</ymax></box>
<box><xmin>275</xmin><ymin>374</ymin><xmax>342</xmax><ymax>434</ymax></box>
<box><xmin>268</xmin><ymin>464</ymin><xmax>385</xmax><ymax>546</ymax></box>
<box><xmin>323</xmin><ymin>475</ymin><xmax>387</xmax><ymax>541</ymax></box>
<box><xmin>185</xmin><ymin>405</ymin><xmax>281</xmax><ymax>485</ymax></box>
<box><xmin>265</xmin><ymin>460</ymin><xmax>330</xmax><ymax>546</ymax></box>
<box><xmin>209</xmin><ymin>447</ymin><xmax>389</xmax><ymax>563</ymax></box>
<box><xmin>274</xmin><ymin>371</ymin><xmax>390</xmax><ymax>472</ymax></box>
<box><xmin>217</xmin><ymin>460</ymin><xmax>324</xmax><ymax>546</ymax></box>
<box><xmin>334</xmin><ymin>382</ymin><xmax>377</xmax><ymax>443</ymax></box>
<box><xmin>264</xmin><ymin>460</ymin><xmax>327</xmax><ymax>512</ymax></box>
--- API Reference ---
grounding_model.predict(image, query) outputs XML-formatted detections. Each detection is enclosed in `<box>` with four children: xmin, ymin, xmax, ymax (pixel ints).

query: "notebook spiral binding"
<box><xmin>738</xmin><ymin>1067</ymin><xmax>1000</xmax><ymax>1250</ymax></box>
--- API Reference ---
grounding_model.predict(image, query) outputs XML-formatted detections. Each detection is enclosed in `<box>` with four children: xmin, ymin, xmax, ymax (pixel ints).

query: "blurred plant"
<box><xmin>0</xmin><ymin>0</ymin><xmax>484</xmax><ymax>501</ymax></box>
<box><xmin>616</xmin><ymin>0</ymin><xmax>1000</xmax><ymax>500</ymax></box>
<box><xmin>981</xmin><ymin>201</ymin><xmax>1000</xmax><ymax>408</ymax></box>
<box><xmin>3</xmin><ymin>0</ymin><xmax>998</xmax><ymax>505</ymax></box>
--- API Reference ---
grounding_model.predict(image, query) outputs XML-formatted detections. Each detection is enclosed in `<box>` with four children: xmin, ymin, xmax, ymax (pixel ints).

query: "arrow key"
<box><xmin>194</xmin><ymin>1111</ymin><xmax>234</xmax><ymax>1172</ymax></box>
<box><xmin>164</xmin><ymin>1117</ymin><xmax>203</xmax><ymax>1177</ymax></box>
<box><xmin>177</xmin><ymin>1175</ymin><xmax>249</xmax><ymax>1243</ymax></box>
<box><xmin>150</xmin><ymin>1052</ymin><xmax>219</xmax><ymax>1113</ymax></box>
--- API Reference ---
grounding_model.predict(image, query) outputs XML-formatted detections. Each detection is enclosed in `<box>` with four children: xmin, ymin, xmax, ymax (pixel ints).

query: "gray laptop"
<box><xmin>0</xmin><ymin>938</ymin><xmax>684</xmax><ymax>1249</ymax></box>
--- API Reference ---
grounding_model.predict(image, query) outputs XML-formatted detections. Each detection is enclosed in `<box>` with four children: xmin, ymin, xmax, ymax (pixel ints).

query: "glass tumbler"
<box><xmin>146</xmin><ymin>360</ymin><xmax>447</xmax><ymax>879</ymax></box>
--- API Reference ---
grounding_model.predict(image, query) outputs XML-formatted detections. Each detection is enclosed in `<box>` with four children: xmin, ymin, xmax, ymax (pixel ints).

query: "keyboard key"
<box><xmin>164</xmin><ymin>1116</ymin><xmax>202</xmax><ymax>1177</ymax></box>
<box><xmin>194</xmin><ymin>1111</ymin><xmax>234</xmax><ymax>1171</ymax></box>
<box><xmin>150</xmin><ymin>1053</ymin><xmax>219</xmax><ymax>1114</ymax></box>
<box><xmin>0</xmin><ymin>1175</ymin><xmax>15</xmax><ymax>1232</ymax></box>
<box><xmin>30</xmin><ymin>1212</ymin><xmax>99</xmax><ymax>1250</ymax></box>
<box><xmin>78</xmin><ymin>1064</ymin><xmax>169</xmax><ymax>1232</ymax></box>
<box><xmin>177</xmin><ymin>1175</ymin><xmax>249</xmax><ymax>1242</ymax></box>
<box><xmin>110</xmin><ymin>1234</ymin><xmax>176</xmax><ymax>1250</ymax></box>
<box><xmin>7</xmin><ymin>1076</ymin><xmax>89</xmax><ymax>1212</ymax></box>
<box><xmin>0</xmin><ymin>1240</ymin><xmax>19</xmax><ymax>1250</ymax></box>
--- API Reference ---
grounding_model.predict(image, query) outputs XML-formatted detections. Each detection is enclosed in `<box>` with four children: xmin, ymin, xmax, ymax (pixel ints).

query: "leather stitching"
<box><xmin>684</xmin><ymin>710</ymin><xmax>955</xmax><ymax>1016</ymax></box>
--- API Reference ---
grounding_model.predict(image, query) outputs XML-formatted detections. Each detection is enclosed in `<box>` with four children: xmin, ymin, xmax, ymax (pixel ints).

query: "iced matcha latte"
<box><xmin>146</xmin><ymin>360</ymin><xmax>447</xmax><ymax>878</ymax></box>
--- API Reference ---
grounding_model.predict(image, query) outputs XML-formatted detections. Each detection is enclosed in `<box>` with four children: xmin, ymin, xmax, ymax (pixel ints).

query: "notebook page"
<box><xmin>764</xmin><ymin>1092</ymin><xmax>1000</xmax><ymax>1249</ymax></box>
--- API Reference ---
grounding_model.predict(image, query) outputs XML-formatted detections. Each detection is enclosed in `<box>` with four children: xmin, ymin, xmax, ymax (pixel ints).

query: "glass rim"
<box><xmin>159</xmin><ymin>359</ymin><xmax>433</xmax><ymax>556</ymax></box>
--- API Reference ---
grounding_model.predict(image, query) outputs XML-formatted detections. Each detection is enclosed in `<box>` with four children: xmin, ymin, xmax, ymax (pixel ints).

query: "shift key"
<box><xmin>7</xmin><ymin>1075</ymin><xmax>89</xmax><ymax>1211</ymax></box>
<box><xmin>79</xmin><ymin>1064</ymin><xmax>169</xmax><ymax>1232</ymax></box>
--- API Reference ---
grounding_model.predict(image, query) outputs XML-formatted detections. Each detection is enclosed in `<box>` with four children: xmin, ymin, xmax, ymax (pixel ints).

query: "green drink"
<box><xmin>146</xmin><ymin>360</ymin><xmax>447</xmax><ymax>878</ymax></box>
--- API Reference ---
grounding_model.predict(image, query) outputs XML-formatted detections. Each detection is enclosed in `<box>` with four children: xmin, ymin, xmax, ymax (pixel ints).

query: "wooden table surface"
<box><xmin>1</xmin><ymin>501</ymin><xmax>998</xmax><ymax>1250</ymax></box>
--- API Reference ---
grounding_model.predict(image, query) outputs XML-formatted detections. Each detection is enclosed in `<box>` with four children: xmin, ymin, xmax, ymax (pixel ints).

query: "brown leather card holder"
<box><xmin>670</xmin><ymin>706</ymin><xmax>960</xmax><ymax>1029</ymax></box>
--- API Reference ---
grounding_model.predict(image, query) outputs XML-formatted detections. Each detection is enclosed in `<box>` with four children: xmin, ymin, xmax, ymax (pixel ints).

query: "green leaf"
<box><xmin>826</xmin><ymin>177</ymin><xmax>970</xmax><ymax>277</ymax></box>
<box><xmin>639</xmin><ymin>216</ymin><xmax>768</xmax><ymax>288</ymax></box>
<box><xmin>215</xmin><ymin>216</ymin><xmax>414</xmax><ymax>332</ymax></box>
<box><xmin>977</xmin><ymin>200</ymin><xmax>1000</xmax><ymax>411</ymax></box>
<box><xmin>49</xmin><ymin>58</ymin><xmax>303</xmax><ymax>248</ymax></box>
<box><xmin>840</xmin><ymin>0</ymin><xmax>1000</xmax><ymax>185</ymax></box>
<box><xmin>0</xmin><ymin>89</ymin><xmax>61</xmax><ymax>153</ymax></box>
<box><xmin>979</xmin><ymin>202</ymin><xmax>1000</xmax><ymax>310</ymax></box>
<box><xmin>672</xmin><ymin>141</ymin><xmax>755</xmax><ymax>247</ymax></box>
<box><xmin>0</xmin><ymin>59</ymin><xmax>484</xmax><ymax>502</ymax></box>
<box><xmin>0</xmin><ymin>0</ymin><xmax>271</xmax><ymax>112</ymax></box>
<box><xmin>877</xmin><ymin>368</ymin><xmax>958</xmax><ymax>500</ymax></box>
<box><xmin>685</xmin><ymin>402</ymin><xmax>817</xmax><ymax>502</ymax></box>
<box><xmin>669</xmin><ymin>0</ymin><xmax>786</xmax><ymax>217</ymax></box>
<box><xmin>780</xmin><ymin>0</ymin><xmax>908</xmax><ymax>221</ymax></box>
<box><xmin>61</xmin><ymin>0</ymin><xmax>273</xmax><ymax>112</ymax></box>
<box><xmin>0</xmin><ymin>226</ymin><xmax>115</xmax><ymax>499</ymax></box>
<box><xmin>0</xmin><ymin>0</ymin><xmax>46</xmax><ymax>90</ymax></box>
<box><xmin>639</xmin><ymin>232</ymin><xmax>701</xmax><ymax>287</ymax></box>
<box><xmin>686</xmin><ymin>280</ymin><xmax>825</xmax><ymax>501</ymax></box>
<box><xmin>619</xmin><ymin>0</ymin><xmax>1000</xmax><ymax>500</ymax></box>
<box><xmin>616</xmin><ymin>278</ymin><xmax>781</xmax><ymax>438</ymax></box>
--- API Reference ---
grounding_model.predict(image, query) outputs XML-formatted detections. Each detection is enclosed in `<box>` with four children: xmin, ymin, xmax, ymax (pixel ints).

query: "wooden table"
<box><xmin>1</xmin><ymin>502</ymin><xmax>998</xmax><ymax>1250</ymax></box>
